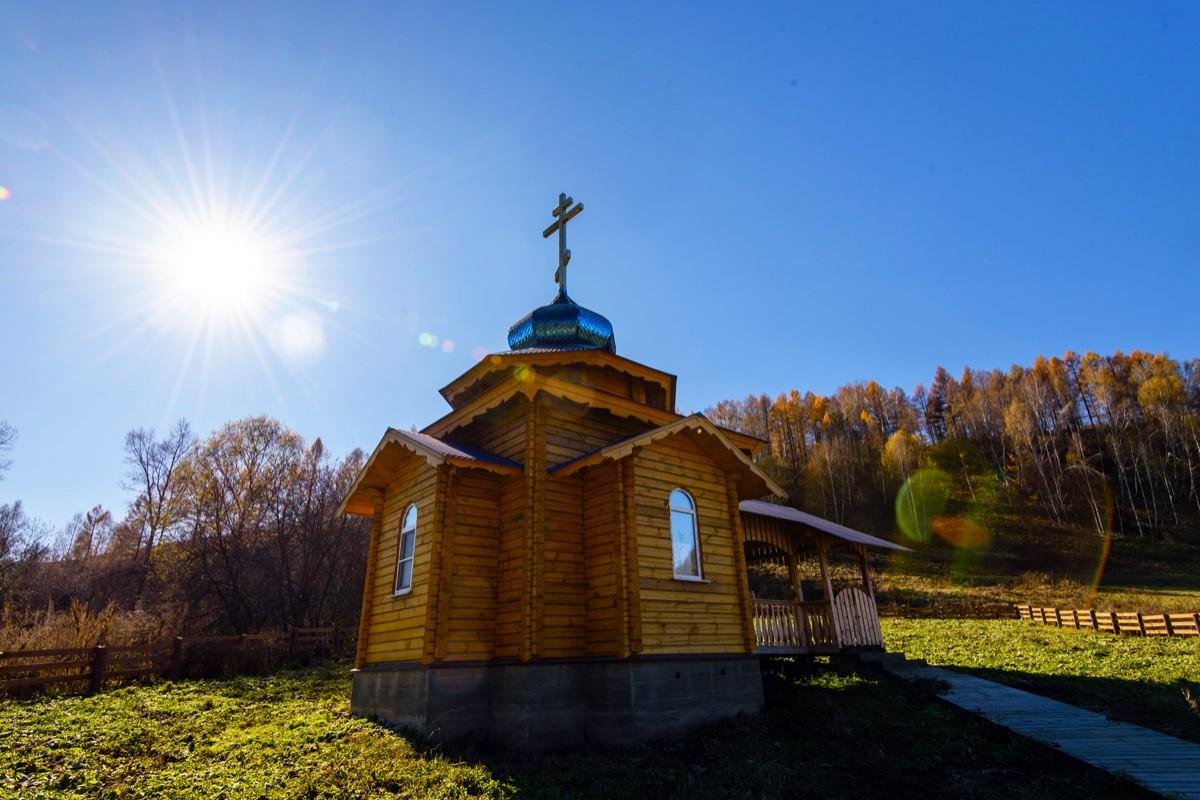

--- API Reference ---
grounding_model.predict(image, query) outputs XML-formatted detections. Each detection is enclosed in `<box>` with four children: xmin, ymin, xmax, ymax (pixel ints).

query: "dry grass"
<box><xmin>0</xmin><ymin>599</ymin><xmax>170</xmax><ymax>651</ymax></box>
<box><xmin>873</xmin><ymin>571</ymin><xmax>1200</xmax><ymax>618</ymax></box>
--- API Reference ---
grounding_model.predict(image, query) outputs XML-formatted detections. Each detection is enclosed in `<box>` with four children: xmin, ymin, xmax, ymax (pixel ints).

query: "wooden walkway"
<box><xmin>883</xmin><ymin>658</ymin><xmax>1200</xmax><ymax>799</ymax></box>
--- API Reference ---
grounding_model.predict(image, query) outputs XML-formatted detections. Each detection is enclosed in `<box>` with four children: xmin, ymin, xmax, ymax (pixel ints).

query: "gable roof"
<box><xmin>338</xmin><ymin>428</ymin><xmax>521</xmax><ymax>516</ymax></box>
<box><xmin>550</xmin><ymin>414</ymin><xmax>786</xmax><ymax>500</ymax></box>
<box><xmin>423</xmin><ymin>372</ymin><xmax>766</xmax><ymax>459</ymax></box>
<box><xmin>740</xmin><ymin>499</ymin><xmax>912</xmax><ymax>552</ymax></box>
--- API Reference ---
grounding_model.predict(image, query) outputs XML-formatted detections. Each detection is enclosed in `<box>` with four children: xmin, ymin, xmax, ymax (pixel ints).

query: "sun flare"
<box><xmin>158</xmin><ymin>223</ymin><xmax>277</xmax><ymax>316</ymax></box>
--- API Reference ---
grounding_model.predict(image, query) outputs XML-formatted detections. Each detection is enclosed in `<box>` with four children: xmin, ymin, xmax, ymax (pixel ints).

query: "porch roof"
<box><xmin>739</xmin><ymin>499</ymin><xmax>912</xmax><ymax>552</ymax></box>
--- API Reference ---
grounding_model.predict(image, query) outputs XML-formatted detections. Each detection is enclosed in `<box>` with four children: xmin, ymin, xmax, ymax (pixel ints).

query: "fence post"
<box><xmin>172</xmin><ymin>636</ymin><xmax>184</xmax><ymax>679</ymax></box>
<box><xmin>88</xmin><ymin>645</ymin><xmax>108</xmax><ymax>694</ymax></box>
<box><xmin>1053</xmin><ymin>608</ymin><xmax>1062</xmax><ymax>627</ymax></box>
<box><xmin>1089</xmin><ymin>609</ymin><xmax>1098</xmax><ymax>630</ymax></box>
<box><xmin>1135</xmin><ymin>612</ymin><xmax>1145</xmax><ymax>636</ymax></box>
<box><xmin>1164</xmin><ymin>615</ymin><xmax>1174</xmax><ymax>636</ymax></box>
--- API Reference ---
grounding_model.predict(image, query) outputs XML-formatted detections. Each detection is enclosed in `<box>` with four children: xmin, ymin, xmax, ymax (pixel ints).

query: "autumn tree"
<box><xmin>123</xmin><ymin>420</ymin><xmax>194</xmax><ymax>606</ymax></box>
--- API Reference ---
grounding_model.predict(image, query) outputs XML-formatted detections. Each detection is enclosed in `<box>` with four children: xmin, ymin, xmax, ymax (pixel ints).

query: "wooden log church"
<box><xmin>340</xmin><ymin>194</ymin><xmax>908</xmax><ymax>749</ymax></box>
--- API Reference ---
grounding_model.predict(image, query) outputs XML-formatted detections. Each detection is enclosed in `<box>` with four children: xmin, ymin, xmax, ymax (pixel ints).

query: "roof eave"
<box><xmin>337</xmin><ymin>429</ymin><xmax>522</xmax><ymax>516</ymax></box>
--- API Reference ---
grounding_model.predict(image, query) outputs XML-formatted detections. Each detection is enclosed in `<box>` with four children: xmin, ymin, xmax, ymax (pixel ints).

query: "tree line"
<box><xmin>0</xmin><ymin>416</ymin><xmax>370</xmax><ymax>636</ymax></box>
<box><xmin>1</xmin><ymin>347</ymin><xmax>1194</xmax><ymax>638</ymax></box>
<box><xmin>706</xmin><ymin>351</ymin><xmax>1200</xmax><ymax>541</ymax></box>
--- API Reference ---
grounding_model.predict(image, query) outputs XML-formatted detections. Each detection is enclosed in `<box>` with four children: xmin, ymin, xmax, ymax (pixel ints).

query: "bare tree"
<box><xmin>123</xmin><ymin>420</ymin><xmax>193</xmax><ymax>606</ymax></box>
<box><xmin>0</xmin><ymin>421</ymin><xmax>16</xmax><ymax>478</ymax></box>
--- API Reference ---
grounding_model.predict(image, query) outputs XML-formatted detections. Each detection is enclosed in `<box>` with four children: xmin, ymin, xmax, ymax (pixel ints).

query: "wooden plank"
<box><xmin>885</xmin><ymin>661</ymin><xmax>1200</xmax><ymax>799</ymax></box>
<box><xmin>0</xmin><ymin>658</ymin><xmax>93</xmax><ymax>676</ymax></box>
<box><xmin>0</xmin><ymin>647</ymin><xmax>89</xmax><ymax>660</ymax></box>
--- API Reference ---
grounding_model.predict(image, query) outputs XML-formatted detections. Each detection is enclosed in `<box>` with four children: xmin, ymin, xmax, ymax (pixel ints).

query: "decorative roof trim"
<box><xmin>549</xmin><ymin>413</ymin><xmax>786</xmax><ymax>499</ymax></box>
<box><xmin>425</xmin><ymin>371</ymin><xmax>764</xmax><ymax>459</ymax></box>
<box><xmin>425</xmin><ymin>372</ymin><xmax>672</xmax><ymax>440</ymax></box>
<box><xmin>438</xmin><ymin>348</ymin><xmax>677</xmax><ymax>409</ymax></box>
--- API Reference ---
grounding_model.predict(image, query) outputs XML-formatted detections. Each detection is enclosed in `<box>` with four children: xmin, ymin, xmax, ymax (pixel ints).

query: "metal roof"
<box><xmin>385</xmin><ymin>428</ymin><xmax>522</xmax><ymax>470</ymax></box>
<box><xmin>507</xmin><ymin>291</ymin><xmax>616</xmax><ymax>353</ymax></box>
<box><xmin>739</xmin><ymin>499</ymin><xmax>912</xmax><ymax>552</ymax></box>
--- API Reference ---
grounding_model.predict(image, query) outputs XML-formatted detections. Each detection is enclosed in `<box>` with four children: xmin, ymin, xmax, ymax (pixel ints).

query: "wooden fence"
<box><xmin>1017</xmin><ymin>605</ymin><xmax>1200</xmax><ymax>637</ymax></box>
<box><xmin>0</xmin><ymin>626</ymin><xmax>350</xmax><ymax>696</ymax></box>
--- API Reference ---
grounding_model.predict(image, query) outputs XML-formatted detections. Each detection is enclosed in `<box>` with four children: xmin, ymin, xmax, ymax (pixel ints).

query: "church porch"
<box><xmin>740</xmin><ymin>500</ymin><xmax>911</xmax><ymax>655</ymax></box>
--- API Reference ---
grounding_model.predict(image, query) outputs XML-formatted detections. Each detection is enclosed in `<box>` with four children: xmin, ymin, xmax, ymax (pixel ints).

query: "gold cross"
<box><xmin>542</xmin><ymin>193</ymin><xmax>583</xmax><ymax>294</ymax></box>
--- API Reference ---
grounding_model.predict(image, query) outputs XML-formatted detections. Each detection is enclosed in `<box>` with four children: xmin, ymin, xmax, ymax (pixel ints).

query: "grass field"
<box><xmin>0</xmin><ymin>661</ymin><xmax>1153</xmax><ymax>799</ymax></box>
<box><xmin>883</xmin><ymin>619</ymin><xmax>1200</xmax><ymax>745</ymax></box>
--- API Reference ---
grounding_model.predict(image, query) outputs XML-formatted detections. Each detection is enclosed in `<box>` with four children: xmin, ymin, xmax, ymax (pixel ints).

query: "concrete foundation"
<box><xmin>351</xmin><ymin>655</ymin><xmax>763</xmax><ymax>750</ymax></box>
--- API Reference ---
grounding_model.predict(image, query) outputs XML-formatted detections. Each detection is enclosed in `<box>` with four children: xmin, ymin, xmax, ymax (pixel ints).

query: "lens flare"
<box><xmin>0</xmin><ymin>186</ymin><xmax>11</xmax><ymax>201</ymax></box>
<box><xmin>895</xmin><ymin>469</ymin><xmax>951</xmax><ymax>543</ymax></box>
<box><xmin>271</xmin><ymin>312</ymin><xmax>326</xmax><ymax>364</ymax></box>
<box><xmin>931</xmin><ymin>516</ymin><xmax>991</xmax><ymax>549</ymax></box>
<box><xmin>1084</xmin><ymin>480</ymin><xmax>1116</xmax><ymax>606</ymax></box>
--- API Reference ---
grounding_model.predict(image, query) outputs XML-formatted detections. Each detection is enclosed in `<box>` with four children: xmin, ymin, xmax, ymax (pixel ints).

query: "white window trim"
<box><xmin>668</xmin><ymin>488</ymin><xmax>703</xmax><ymax>581</ymax></box>
<box><xmin>394</xmin><ymin>503</ymin><xmax>417</xmax><ymax>596</ymax></box>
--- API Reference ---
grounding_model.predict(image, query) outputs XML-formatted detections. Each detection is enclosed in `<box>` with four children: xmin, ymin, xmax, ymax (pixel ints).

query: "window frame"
<box><xmin>667</xmin><ymin>488</ymin><xmax>704</xmax><ymax>581</ymax></box>
<box><xmin>393</xmin><ymin>503</ymin><xmax>418</xmax><ymax>596</ymax></box>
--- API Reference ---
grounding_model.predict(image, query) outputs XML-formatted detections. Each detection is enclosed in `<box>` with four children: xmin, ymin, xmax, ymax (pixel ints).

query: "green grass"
<box><xmin>883</xmin><ymin>618</ymin><xmax>1200</xmax><ymax>744</ymax></box>
<box><xmin>0</xmin><ymin>662</ymin><xmax>1152</xmax><ymax>799</ymax></box>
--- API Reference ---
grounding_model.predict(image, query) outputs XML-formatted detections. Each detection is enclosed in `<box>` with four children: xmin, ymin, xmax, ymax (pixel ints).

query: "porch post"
<box><xmin>817</xmin><ymin>540</ymin><xmax>840</xmax><ymax>648</ymax></box>
<box><xmin>787</xmin><ymin>553</ymin><xmax>802</xmax><ymax>601</ymax></box>
<box><xmin>857</xmin><ymin>545</ymin><xmax>875</xmax><ymax>600</ymax></box>
<box><xmin>817</xmin><ymin>542</ymin><xmax>835</xmax><ymax>603</ymax></box>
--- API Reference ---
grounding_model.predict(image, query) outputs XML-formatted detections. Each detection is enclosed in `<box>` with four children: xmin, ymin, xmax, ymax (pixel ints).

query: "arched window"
<box><xmin>394</xmin><ymin>504</ymin><xmax>418</xmax><ymax>594</ymax></box>
<box><xmin>669</xmin><ymin>488</ymin><xmax>702</xmax><ymax>579</ymax></box>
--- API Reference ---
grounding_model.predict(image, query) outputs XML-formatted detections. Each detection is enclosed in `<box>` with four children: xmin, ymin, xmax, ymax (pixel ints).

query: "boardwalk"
<box><xmin>884</xmin><ymin>658</ymin><xmax>1200</xmax><ymax>799</ymax></box>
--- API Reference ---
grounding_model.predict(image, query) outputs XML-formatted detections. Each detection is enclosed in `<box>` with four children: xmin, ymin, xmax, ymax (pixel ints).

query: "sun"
<box><xmin>156</xmin><ymin>221</ymin><xmax>280</xmax><ymax>318</ymax></box>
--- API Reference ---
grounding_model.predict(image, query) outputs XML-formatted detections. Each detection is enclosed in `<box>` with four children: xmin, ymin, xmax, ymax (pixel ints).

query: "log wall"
<box><xmin>632</xmin><ymin>436</ymin><xmax>749</xmax><ymax>655</ymax></box>
<box><xmin>361</xmin><ymin>452</ymin><xmax>441</xmax><ymax>664</ymax></box>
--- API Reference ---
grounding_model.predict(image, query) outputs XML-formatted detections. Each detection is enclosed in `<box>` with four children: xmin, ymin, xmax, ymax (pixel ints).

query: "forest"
<box><xmin>0</xmin><ymin>417</ymin><xmax>370</xmax><ymax>644</ymax></box>
<box><xmin>707</xmin><ymin>350</ymin><xmax>1200</xmax><ymax>544</ymax></box>
<box><xmin>1</xmin><ymin>348</ymin><xmax>1197</xmax><ymax>643</ymax></box>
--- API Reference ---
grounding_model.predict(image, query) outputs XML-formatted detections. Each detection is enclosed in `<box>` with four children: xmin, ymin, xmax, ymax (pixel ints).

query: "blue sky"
<box><xmin>2</xmin><ymin>2</ymin><xmax>1198</xmax><ymax>532</ymax></box>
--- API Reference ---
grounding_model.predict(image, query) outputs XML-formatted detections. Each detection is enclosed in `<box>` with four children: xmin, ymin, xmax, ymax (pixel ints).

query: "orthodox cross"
<box><xmin>542</xmin><ymin>193</ymin><xmax>583</xmax><ymax>294</ymax></box>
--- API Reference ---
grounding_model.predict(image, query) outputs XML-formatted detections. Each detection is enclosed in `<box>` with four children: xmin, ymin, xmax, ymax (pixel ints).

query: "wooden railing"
<box><xmin>752</xmin><ymin>599</ymin><xmax>838</xmax><ymax>652</ymax></box>
<box><xmin>1017</xmin><ymin>605</ymin><xmax>1200</xmax><ymax>638</ymax></box>
<box><xmin>0</xmin><ymin>626</ymin><xmax>349</xmax><ymax>696</ymax></box>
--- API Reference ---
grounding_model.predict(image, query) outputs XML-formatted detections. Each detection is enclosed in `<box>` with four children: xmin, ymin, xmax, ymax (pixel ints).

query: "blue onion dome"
<box><xmin>507</xmin><ymin>290</ymin><xmax>616</xmax><ymax>353</ymax></box>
